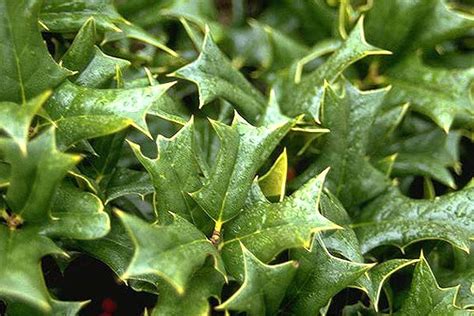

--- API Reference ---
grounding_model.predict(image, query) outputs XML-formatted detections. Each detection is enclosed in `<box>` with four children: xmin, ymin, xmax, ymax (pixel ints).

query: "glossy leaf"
<box><xmin>397</xmin><ymin>253</ymin><xmax>467</xmax><ymax>315</ymax></box>
<box><xmin>221</xmin><ymin>169</ymin><xmax>338</xmax><ymax>279</ymax></box>
<box><xmin>129</xmin><ymin>118</ymin><xmax>204</xmax><ymax>224</ymax></box>
<box><xmin>354</xmin><ymin>186</ymin><xmax>474</xmax><ymax>253</ymax></box>
<box><xmin>285</xmin><ymin>237</ymin><xmax>374</xmax><ymax>315</ymax></box>
<box><xmin>279</xmin><ymin>17</ymin><xmax>391</xmax><ymax>121</ymax></box>
<box><xmin>385</xmin><ymin>54</ymin><xmax>474</xmax><ymax>132</ymax></box>
<box><xmin>292</xmin><ymin>81</ymin><xmax>390</xmax><ymax>207</ymax></box>
<box><xmin>117</xmin><ymin>210</ymin><xmax>223</xmax><ymax>294</ymax></box>
<box><xmin>44</xmin><ymin>81</ymin><xmax>173</xmax><ymax>146</ymax></box>
<box><xmin>0</xmin><ymin>0</ymin><xmax>71</xmax><ymax>103</ymax></box>
<box><xmin>217</xmin><ymin>244</ymin><xmax>298</xmax><ymax>316</ymax></box>
<box><xmin>173</xmin><ymin>30</ymin><xmax>267</xmax><ymax>122</ymax></box>
<box><xmin>191</xmin><ymin>113</ymin><xmax>294</xmax><ymax>224</ymax></box>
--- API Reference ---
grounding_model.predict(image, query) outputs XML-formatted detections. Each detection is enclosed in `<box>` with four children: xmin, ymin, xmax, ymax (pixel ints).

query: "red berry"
<box><xmin>102</xmin><ymin>297</ymin><xmax>117</xmax><ymax>313</ymax></box>
<box><xmin>287</xmin><ymin>167</ymin><xmax>296</xmax><ymax>182</ymax></box>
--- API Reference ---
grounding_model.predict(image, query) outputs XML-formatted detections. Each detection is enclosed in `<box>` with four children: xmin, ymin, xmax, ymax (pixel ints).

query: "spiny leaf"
<box><xmin>217</xmin><ymin>244</ymin><xmax>298</xmax><ymax>316</ymax></box>
<box><xmin>365</xmin><ymin>0</ymin><xmax>474</xmax><ymax>55</ymax></box>
<box><xmin>40</xmin><ymin>0</ymin><xmax>176</xmax><ymax>55</ymax></box>
<box><xmin>105</xmin><ymin>168</ymin><xmax>153</xmax><ymax>204</ymax></box>
<box><xmin>279</xmin><ymin>17</ymin><xmax>391</xmax><ymax>121</ymax></box>
<box><xmin>1</xmin><ymin>128</ymin><xmax>80</xmax><ymax>222</ymax></box>
<box><xmin>385</xmin><ymin>54</ymin><xmax>474</xmax><ymax>132</ymax></box>
<box><xmin>0</xmin><ymin>0</ymin><xmax>72</xmax><ymax>103</ymax></box>
<box><xmin>61</xmin><ymin>18</ymin><xmax>131</xmax><ymax>88</ymax></box>
<box><xmin>258</xmin><ymin>148</ymin><xmax>287</xmax><ymax>201</ymax></box>
<box><xmin>191</xmin><ymin>113</ymin><xmax>294</xmax><ymax>224</ymax></box>
<box><xmin>173</xmin><ymin>30</ymin><xmax>267</xmax><ymax>122</ymax></box>
<box><xmin>354</xmin><ymin>186</ymin><xmax>474</xmax><ymax>254</ymax></box>
<box><xmin>117</xmin><ymin>211</ymin><xmax>223</xmax><ymax>294</ymax></box>
<box><xmin>128</xmin><ymin>118</ymin><xmax>205</xmax><ymax>224</ymax></box>
<box><xmin>292</xmin><ymin>80</ymin><xmax>391</xmax><ymax>207</ymax></box>
<box><xmin>397</xmin><ymin>253</ymin><xmax>467</xmax><ymax>315</ymax></box>
<box><xmin>285</xmin><ymin>237</ymin><xmax>374</xmax><ymax>315</ymax></box>
<box><xmin>44</xmin><ymin>80</ymin><xmax>173</xmax><ymax>147</ymax></box>
<box><xmin>354</xmin><ymin>259</ymin><xmax>419</xmax><ymax>311</ymax></box>
<box><xmin>0</xmin><ymin>227</ymin><xmax>68</xmax><ymax>314</ymax></box>
<box><xmin>221</xmin><ymin>169</ymin><xmax>338</xmax><ymax>279</ymax></box>
<box><xmin>0</xmin><ymin>91</ymin><xmax>51</xmax><ymax>153</ymax></box>
<box><xmin>152</xmin><ymin>266</ymin><xmax>224</xmax><ymax>316</ymax></box>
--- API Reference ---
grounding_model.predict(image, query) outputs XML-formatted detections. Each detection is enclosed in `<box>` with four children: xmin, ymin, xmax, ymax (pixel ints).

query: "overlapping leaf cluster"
<box><xmin>0</xmin><ymin>0</ymin><xmax>473</xmax><ymax>315</ymax></box>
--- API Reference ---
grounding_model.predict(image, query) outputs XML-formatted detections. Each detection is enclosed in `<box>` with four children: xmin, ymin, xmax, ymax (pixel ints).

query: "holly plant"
<box><xmin>0</xmin><ymin>0</ymin><xmax>473</xmax><ymax>315</ymax></box>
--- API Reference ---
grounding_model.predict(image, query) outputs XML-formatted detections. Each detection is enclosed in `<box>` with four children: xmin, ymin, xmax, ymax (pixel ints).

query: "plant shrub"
<box><xmin>0</xmin><ymin>0</ymin><xmax>473</xmax><ymax>315</ymax></box>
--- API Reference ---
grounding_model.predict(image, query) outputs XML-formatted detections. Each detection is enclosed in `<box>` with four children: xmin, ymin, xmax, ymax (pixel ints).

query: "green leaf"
<box><xmin>105</xmin><ymin>168</ymin><xmax>153</xmax><ymax>204</ymax></box>
<box><xmin>221</xmin><ymin>169</ymin><xmax>339</xmax><ymax>279</ymax></box>
<box><xmin>397</xmin><ymin>253</ymin><xmax>467</xmax><ymax>315</ymax></box>
<box><xmin>354</xmin><ymin>259</ymin><xmax>419</xmax><ymax>311</ymax></box>
<box><xmin>390</xmin><ymin>129</ymin><xmax>461</xmax><ymax>188</ymax></box>
<box><xmin>117</xmin><ymin>210</ymin><xmax>223</xmax><ymax>294</ymax></box>
<box><xmin>0</xmin><ymin>129</ymin><xmax>108</xmax><ymax>314</ymax></box>
<box><xmin>61</xmin><ymin>18</ymin><xmax>131</xmax><ymax>88</ymax></box>
<box><xmin>385</xmin><ymin>54</ymin><xmax>474</xmax><ymax>132</ymax></box>
<box><xmin>0</xmin><ymin>226</ymin><xmax>68</xmax><ymax>314</ymax></box>
<box><xmin>129</xmin><ymin>118</ymin><xmax>205</xmax><ymax>224</ymax></box>
<box><xmin>0</xmin><ymin>91</ymin><xmax>51</xmax><ymax>153</ymax></box>
<box><xmin>0</xmin><ymin>0</ymin><xmax>72</xmax><ymax>103</ymax></box>
<box><xmin>279</xmin><ymin>17</ymin><xmax>391</xmax><ymax>121</ymax></box>
<box><xmin>191</xmin><ymin>113</ymin><xmax>294</xmax><ymax>225</ymax></box>
<box><xmin>173</xmin><ymin>30</ymin><xmax>267</xmax><ymax>122</ymax></box>
<box><xmin>44</xmin><ymin>80</ymin><xmax>173</xmax><ymax>146</ymax></box>
<box><xmin>258</xmin><ymin>148</ymin><xmax>287</xmax><ymax>201</ymax></box>
<box><xmin>292</xmin><ymin>81</ymin><xmax>390</xmax><ymax>207</ymax></box>
<box><xmin>217</xmin><ymin>244</ymin><xmax>298</xmax><ymax>316</ymax></box>
<box><xmin>40</xmin><ymin>0</ymin><xmax>176</xmax><ymax>55</ymax></box>
<box><xmin>354</xmin><ymin>186</ymin><xmax>474</xmax><ymax>254</ymax></box>
<box><xmin>42</xmin><ymin>182</ymin><xmax>110</xmax><ymax>240</ymax></box>
<box><xmin>285</xmin><ymin>237</ymin><xmax>374</xmax><ymax>315</ymax></box>
<box><xmin>1</xmin><ymin>128</ymin><xmax>80</xmax><ymax>222</ymax></box>
<box><xmin>365</xmin><ymin>0</ymin><xmax>474</xmax><ymax>55</ymax></box>
<box><xmin>319</xmin><ymin>190</ymin><xmax>364</xmax><ymax>263</ymax></box>
<box><xmin>152</xmin><ymin>266</ymin><xmax>225</xmax><ymax>316</ymax></box>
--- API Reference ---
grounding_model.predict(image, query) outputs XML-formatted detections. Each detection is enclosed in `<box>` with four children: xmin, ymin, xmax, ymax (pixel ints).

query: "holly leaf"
<box><xmin>42</xmin><ymin>182</ymin><xmax>110</xmax><ymax>240</ymax></box>
<box><xmin>152</xmin><ymin>266</ymin><xmax>225</xmax><ymax>316</ymax></box>
<box><xmin>258</xmin><ymin>148</ymin><xmax>288</xmax><ymax>201</ymax></box>
<box><xmin>354</xmin><ymin>186</ymin><xmax>474</xmax><ymax>254</ymax></box>
<box><xmin>0</xmin><ymin>0</ymin><xmax>72</xmax><ymax>103</ymax></box>
<box><xmin>365</xmin><ymin>0</ymin><xmax>474</xmax><ymax>55</ymax></box>
<box><xmin>354</xmin><ymin>259</ymin><xmax>419</xmax><ymax>311</ymax></box>
<box><xmin>172</xmin><ymin>30</ymin><xmax>267</xmax><ymax>122</ymax></box>
<box><xmin>284</xmin><ymin>237</ymin><xmax>374</xmax><ymax>315</ymax></box>
<box><xmin>398</xmin><ymin>253</ymin><xmax>467</xmax><ymax>315</ymax></box>
<box><xmin>43</xmin><ymin>80</ymin><xmax>173</xmax><ymax>147</ymax></box>
<box><xmin>292</xmin><ymin>81</ymin><xmax>391</xmax><ymax>207</ymax></box>
<box><xmin>1</xmin><ymin>128</ymin><xmax>80</xmax><ymax>222</ymax></box>
<box><xmin>105</xmin><ymin>168</ymin><xmax>153</xmax><ymax>204</ymax></box>
<box><xmin>389</xmin><ymin>128</ymin><xmax>461</xmax><ymax>188</ymax></box>
<box><xmin>217</xmin><ymin>244</ymin><xmax>298</xmax><ymax>316</ymax></box>
<box><xmin>61</xmin><ymin>18</ymin><xmax>131</xmax><ymax>88</ymax></box>
<box><xmin>128</xmin><ymin>118</ymin><xmax>204</xmax><ymax>224</ymax></box>
<box><xmin>221</xmin><ymin>169</ymin><xmax>339</xmax><ymax>279</ymax></box>
<box><xmin>40</xmin><ymin>0</ymin><xmax>176</xmax><ymax>55</ymax></box>
<box><xmin>385</xmin><ymin>54</ymin><xmax>474</xmax><ymax>132</ymax></box>
<box><xmin>279</xmin><ymin>17</ymin><xmax>391</xmax><ymax>121</ymax></box>
<box><xmin>116</xmin><ymin>210</ymin><xmax>223</xmax><ymax>294</ymax></box>
<box><xmin>0</xmin><ymin>226</ymin><xmax>71</xmax><ymax>314</ymax></box>
<box><xmin>0</xmin><ymin>129</ymin><xmax>109</xmax><ymax>314</ymax></box>
<box><xmin>0</xmin><ymin>91</ymin><xmax>51</xmax><ymax>153</ymax></box>
<box><xmin>191</xmin><ymin>113</ymin><xmax>294</xmax><ymax>224</ymax></box>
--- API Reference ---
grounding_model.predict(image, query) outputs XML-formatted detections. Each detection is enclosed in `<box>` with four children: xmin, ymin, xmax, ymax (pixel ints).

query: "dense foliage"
<box><xmin>0</xmin><ymin>0</ymin><xmax>473</xmax><ymax>315</ymax></box>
